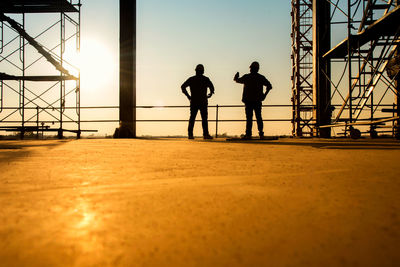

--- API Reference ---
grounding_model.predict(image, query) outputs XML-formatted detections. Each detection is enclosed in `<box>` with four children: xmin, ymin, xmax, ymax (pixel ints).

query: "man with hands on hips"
<box><xmin>181</xmin><ymin>64</ymin><xmax>215</xmax><ymax>140</ymax></box>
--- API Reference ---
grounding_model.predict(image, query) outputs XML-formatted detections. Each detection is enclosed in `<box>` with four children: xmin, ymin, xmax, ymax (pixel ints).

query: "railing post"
<box><xmin>36</xmin><ymin>106</ymin><xmax>39</xmax><ymax>139</ymax></box>
<box><xmin>0</xmin><ymin>21</ymin><xmax>3</xmax><ymax>54</ymax></box>
<box><xmin>0</xmin><ymin>80</ymin><xmax>3</xmax><ymax>113</ymax></box>
<box><xmin>393</xmin><ymin>103</ymin><xmax>396</xmax><ymax>137</ymax></box>
<box><xmin>215</xmin><ymin>104</ymin><xmax>219</xmax><ymax>138</ymax></box>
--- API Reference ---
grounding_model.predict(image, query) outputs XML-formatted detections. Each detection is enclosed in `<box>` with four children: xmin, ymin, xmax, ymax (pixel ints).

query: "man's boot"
<box><xmin>203</xmin><ymin>133</ymin><xmax>213</xmax><ymax>140</ymax></box>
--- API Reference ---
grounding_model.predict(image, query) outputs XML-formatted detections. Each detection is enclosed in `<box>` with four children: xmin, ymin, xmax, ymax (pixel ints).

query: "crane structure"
<box><xmin>292</xmin><ymin>0</ymin><xmax>400</xmax><ymax>138</ymax></box>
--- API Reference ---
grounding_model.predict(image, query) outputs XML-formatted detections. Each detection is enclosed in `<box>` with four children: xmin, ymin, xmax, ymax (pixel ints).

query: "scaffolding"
<box><xmin>292</xmin><ymin>0</ymin><xmax>400</xmax><ymax>138</ymax></box>
<box><xmin>0</xmin><ymin>0</ymin><xmax>81</xmax><ymax>138</ymax></box>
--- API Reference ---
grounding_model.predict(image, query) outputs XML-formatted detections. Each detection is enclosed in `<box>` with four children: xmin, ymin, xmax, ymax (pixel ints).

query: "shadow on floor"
<box><xmin>224</xmin><ymin>138</ymin><xmax>400</xmax><ymax>150</ymax></box>
<box><xmin>137</xmin><ymin>137</ymin><xmax>400</xmax><ymax>150</ymax></box>
<box><xmin>0</xmin><ymin>140</ymin><xmax>71</xmax><ymax>165</ymax></box>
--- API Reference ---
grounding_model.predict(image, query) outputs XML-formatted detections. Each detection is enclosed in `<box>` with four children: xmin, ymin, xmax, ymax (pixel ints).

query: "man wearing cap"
<box><xmin>181</xmin><ymin>64</ymin><xmax>215</xmax><ymax>139</ymax></box>
<box><xmin>234</xmin><ymin>61</ymin><xmax>272</xmax><ymax>139</ymax></box>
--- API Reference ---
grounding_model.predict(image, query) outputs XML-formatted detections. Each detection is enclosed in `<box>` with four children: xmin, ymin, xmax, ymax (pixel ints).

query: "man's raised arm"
<box><xmin>234</xmin><ymin>72</ymin><xmax>245</xmax><ymax>84</ymax></box>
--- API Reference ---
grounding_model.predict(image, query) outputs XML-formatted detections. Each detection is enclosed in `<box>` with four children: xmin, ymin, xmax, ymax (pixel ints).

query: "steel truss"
<box><xmin>291</xmin><ymin>0</ymin><xmax>314</xmax><ymax>137</ymax></box>
<box><xmin>0</xmin><ymin>0</ymin><xmax>81</xmax><ymax>139</ymax></box>
<box><xmin>292</xmin><ymin>0</ymin><xmax>400</xmax><ymax>138</ymax></box>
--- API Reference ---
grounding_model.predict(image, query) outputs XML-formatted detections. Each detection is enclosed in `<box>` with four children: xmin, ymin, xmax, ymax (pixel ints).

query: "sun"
<box><xmin>69</xmin><ymin>38</ymin><xmax>116</xmax><ymax>92</ymax></box>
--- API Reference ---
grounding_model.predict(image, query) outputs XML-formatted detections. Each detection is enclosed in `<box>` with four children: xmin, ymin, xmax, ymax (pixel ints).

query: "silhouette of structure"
<box><xmin>292</xmin><ymin>0</ymin><xmax>400</xmax><ymax>138</ymax></box>
<box><xmin>291</xmin><ymin>0</ymin><xmax>315</xmax><ymax>137</ymax></box>
<box><xmin>0</xmin><ymin>0</ymin><xmax>82</xmax><ymax>138</ymax></box>
<box><xmin>119</xmin><ymin>0</ymin><xmax>136</xmax><ymax>138</ymax></box>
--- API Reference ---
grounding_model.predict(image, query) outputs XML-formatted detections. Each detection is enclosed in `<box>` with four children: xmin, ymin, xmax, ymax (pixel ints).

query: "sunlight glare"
<box><xmin>78</xmin><ymin>38</ymin><xmax>116</xmax><ymax>92</ymax></box>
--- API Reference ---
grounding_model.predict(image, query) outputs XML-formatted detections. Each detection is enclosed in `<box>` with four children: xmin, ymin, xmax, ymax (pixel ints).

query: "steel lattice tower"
<box><xmin>291</xmin><ymin>0</ymin><xmax>314</xmax><ymax>137</ymax></box>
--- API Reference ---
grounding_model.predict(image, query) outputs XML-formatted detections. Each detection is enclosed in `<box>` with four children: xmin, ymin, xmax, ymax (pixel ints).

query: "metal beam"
<box><xmin>324</xmin><ymin>6</ymin><xmax>400</xmax><ymax>59</ymax></box>
<box><xmin>0</xmin><ymin>73</ymin><xmax>78</xmax><ymax>81</ymax></box>
<box><xmin>119</xmin><ymin>0</ymin><xmax>136</xmax><ymax>137</ymax></box>
<box><xmin>312</xmin><ymin>0</ymin><xmax>331</xmax><ymax>138</ymax></box>
<box><xmin>0</xmin><ymin>0</ymin><xmax>79</xmax><ymax>13</ymax></box>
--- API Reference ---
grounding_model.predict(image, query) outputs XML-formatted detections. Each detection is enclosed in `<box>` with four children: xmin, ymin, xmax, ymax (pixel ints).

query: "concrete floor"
<box><xmin>0</xmin><ymin>138</ymin><xmax>399</xmax><ymax>267</ymax></box>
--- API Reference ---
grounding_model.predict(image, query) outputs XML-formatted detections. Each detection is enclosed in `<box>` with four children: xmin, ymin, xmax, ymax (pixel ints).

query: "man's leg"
<box><xmin>199</xmin><ymin>104</ymin><xmax>212</xmax><ymax>138</ymax></box>
<box><xmin>254</xmin><ymin>101</ymin><xmax>264</xmax><ymax>138</ymax></box>
<box><xmin>245</xmin><ymin>103</ymin><xmax>254</xmax><ymax>137</ymax></box>
<box><xmin>188</xmin><ymin>105</ymin><xmax>198</xmax><ymax>138</ymax></box>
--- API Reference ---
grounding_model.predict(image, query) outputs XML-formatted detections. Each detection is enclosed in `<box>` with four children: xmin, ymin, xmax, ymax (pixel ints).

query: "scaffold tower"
<box><xmin>0</xmin><ymin>0</ymin><xmax>81</xmax><ymax>138</ymax></box>
<box><xmin>291</xmin><ymin>0</ymin><xmax>314</xmax><ymax>137</ymax></box>
<box><xmin>292</xmin><ymin>0</ymin><xmax>400</xmax><ymax>138</ymax></box>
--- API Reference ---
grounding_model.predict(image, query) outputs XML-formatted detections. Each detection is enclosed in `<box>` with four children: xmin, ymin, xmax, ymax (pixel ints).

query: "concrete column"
<box><xmin>312</xmin><ymin>0</ymin><xmax>331</xmax><ymax>138</ymax></box>
<box><xmin>119</xmin><ymin>0</ymin><xmax>136</xmax><ymax>137</ymax></box>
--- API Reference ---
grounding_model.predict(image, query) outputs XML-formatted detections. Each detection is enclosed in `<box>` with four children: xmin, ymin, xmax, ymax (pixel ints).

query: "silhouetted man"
<box><xmin>181</xmin><ymin>64</ymin><xmax>215</xmax><ymax>139</ymax></box>
<box><xmin>234</xmin><ymin>61</ymin><xmax>272</xmax><ymax>139</ymax></box>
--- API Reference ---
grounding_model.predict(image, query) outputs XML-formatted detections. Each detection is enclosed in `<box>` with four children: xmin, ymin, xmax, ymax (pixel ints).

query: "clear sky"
<box><xmin>2</xmin><ymin>0</ymin><xmax>293</xmax><ymax>137</ymax></box>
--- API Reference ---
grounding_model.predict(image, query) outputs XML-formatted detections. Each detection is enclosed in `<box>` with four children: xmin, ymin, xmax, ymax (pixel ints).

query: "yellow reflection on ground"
<box><xmin>66</xmin><ymin>195</ymin><xmax>103</xmax><ymax>256</ymax></box>
<box><xmin>71</xmin><ymin>197</ymin><xmax>97</xmax><ymax>232</ymax></box>
<box><xmin>76</xmin><ymin>206</ymin><xmax>94</xmax><ymax>229</ymax></box>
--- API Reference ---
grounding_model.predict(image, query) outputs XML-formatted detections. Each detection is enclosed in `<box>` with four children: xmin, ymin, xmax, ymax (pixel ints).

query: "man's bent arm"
<box><xmin>264</xmin><ymin>78</ymin><xmax>272</xmax><ymax>90</ymax></box>
<box><xmin>209</xmin><ymin>80</ymin><xmax>215</xmax><ymax>95</ymax></box>
<box><xmin>264</xmin><ymin>78</ymin><xmax>272</xmax><ymax>95</ymax></box>
<box><xmin>181</xmin><ymin>81</ymin><xmax>191</xmax><ymax>100</ymax></box>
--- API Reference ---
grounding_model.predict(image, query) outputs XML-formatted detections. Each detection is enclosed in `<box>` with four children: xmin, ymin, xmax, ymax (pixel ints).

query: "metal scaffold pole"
<box><xmin>59</xmin><ymin>10</ymin><xmax>64</xmax><ymax>139</ymax></box>
<box><xmin>21</xmin><ymin>13</ymin><xmax>25</xmax><ymax>139</ymax></box>
<box><xmin>347</xmin><ymin>0</ymin><xmax>353</xmax><ymax>126</ymax></box>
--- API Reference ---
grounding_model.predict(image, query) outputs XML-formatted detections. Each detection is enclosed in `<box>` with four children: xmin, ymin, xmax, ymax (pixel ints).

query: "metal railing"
<box><xmin>134</xmin><ymin>104</ymin><xmax>293</xmax><ymax>137</ymax></box>
<box><xmin>0</xmin><ymin>104</ymin><xmax>293</xmax><ymax>137</ymax></box>
<box><xmin>1</xmin><ymin>103</ymin><xmax>397</xmax><ymax>137</ymax></box>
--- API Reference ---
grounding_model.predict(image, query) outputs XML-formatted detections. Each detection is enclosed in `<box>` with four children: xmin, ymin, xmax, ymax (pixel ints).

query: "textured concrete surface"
<box><xmin>0</xmin><ymin>138</ymin><xmax>399</xmax><ymax>267</ymax></box>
